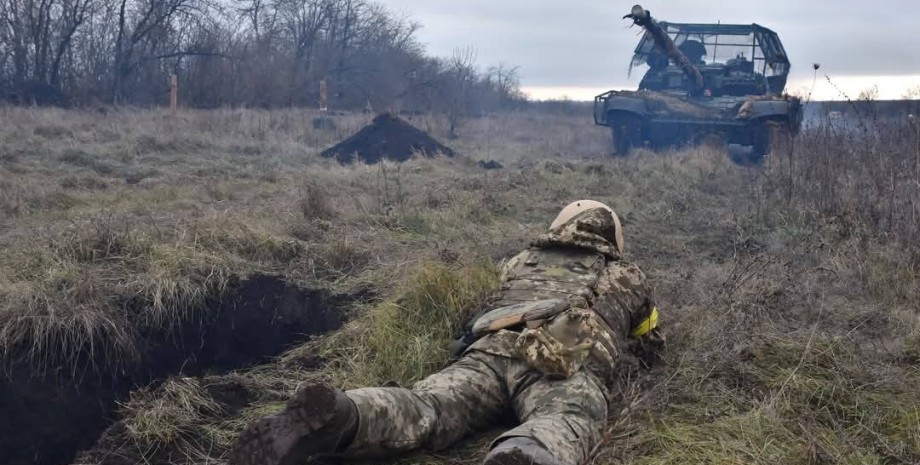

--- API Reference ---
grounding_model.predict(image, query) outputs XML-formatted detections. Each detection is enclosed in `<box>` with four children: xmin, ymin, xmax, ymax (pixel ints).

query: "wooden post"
<box><xmin>319</xmin><ymin>78</ymin><xmax>328</xmax><ymax>112</ymax></box>
<box><xmin>169</xmin><ymin>74</ymin><xmax>178</xmax><ymax>115</ymax></box>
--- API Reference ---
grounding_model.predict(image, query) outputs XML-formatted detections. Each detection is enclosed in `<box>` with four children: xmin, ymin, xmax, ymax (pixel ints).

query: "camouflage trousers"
<box><xmin>342</xmin><ymin>349</ymin><xmax>609</xmax><ymax>465</ymax></box>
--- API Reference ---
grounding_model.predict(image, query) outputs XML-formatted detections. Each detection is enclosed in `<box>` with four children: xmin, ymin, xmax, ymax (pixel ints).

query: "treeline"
<box><xmin>0</xmin><ymin>0</ymin><xmax>525</xmax><ymax>114</ymax></box>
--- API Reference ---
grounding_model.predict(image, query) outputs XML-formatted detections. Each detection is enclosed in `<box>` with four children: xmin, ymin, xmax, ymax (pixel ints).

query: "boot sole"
<box><xmin>484</xmin><ymin>447</ymin><xmax>543</xmax><ymax>465</ymax></box>
<box><xmin>228</xmin><ymin>383</ymin><xmax>338</xmax><ymax>465</ymax></box>
<box><xmin>484</xmin><ymin>444</ymin><xmax>564</xmax><ymax>465</ymax></box>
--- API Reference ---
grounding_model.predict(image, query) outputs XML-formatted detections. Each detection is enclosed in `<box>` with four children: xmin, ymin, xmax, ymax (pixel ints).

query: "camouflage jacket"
<box><xmin>466</xmin><ymin>208</ymin><xmax>660</xmax><ymax>379</ymax></box>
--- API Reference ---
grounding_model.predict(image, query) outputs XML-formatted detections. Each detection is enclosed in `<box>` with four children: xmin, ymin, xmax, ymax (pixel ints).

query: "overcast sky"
<box><xmin>383</xmin><ymin>0</ymin><xmax>920</xmax><ymax>100</ymax></box>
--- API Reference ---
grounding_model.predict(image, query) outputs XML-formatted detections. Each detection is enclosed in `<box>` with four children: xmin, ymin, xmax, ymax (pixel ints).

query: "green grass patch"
<box><xmin>319</xmin><ymin>260</ymin><xmax>499</xmax><ymax>388</ymax></box>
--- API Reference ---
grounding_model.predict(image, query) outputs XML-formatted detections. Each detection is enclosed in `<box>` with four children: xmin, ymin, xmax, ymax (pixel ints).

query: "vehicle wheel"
<box><xmin>730</xmin><ymin>146</ymin><xmax>763</xmax><ymax>166</ymax></box>
<box><xmin>609</xmin><ymin>115</ymin><xmax>642</xmax><ymax>156</ymax></box>
<box><xmin>744</xmin><ymin>122</ymin><xmax>771</xmax><ymax>165</ymax></box>
<box><xmin>748</xmin><ymin>119</ymin><xmax>791</xmax><ymax>164</ymax></box>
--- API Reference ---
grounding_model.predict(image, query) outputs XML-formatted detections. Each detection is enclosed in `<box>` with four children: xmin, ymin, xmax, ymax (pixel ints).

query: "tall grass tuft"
<box><xmin>319</xmin><ymin>261</ymin><xmax>499</xmax><ymax>388</ymax></box>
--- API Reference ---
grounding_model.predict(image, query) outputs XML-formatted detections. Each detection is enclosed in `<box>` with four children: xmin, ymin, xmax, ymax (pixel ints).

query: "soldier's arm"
<box><xmin>626</xmin><ymin>267</ymin><xmax>659</xmax><ymax>340</ymax></box>
<box><xmin>624</xmin><ymin>265</ymin><xmax>664</xmax><ymax>367</ymax></box>
<box><xmin>499</xmin><ymin>251</ymin><xmax>528</xmax><ymax>282</ymax></box>
<box><xmin>595</xmin><ymin>262</ymin><xmax>663</xmax><ymax>366</ymax></box>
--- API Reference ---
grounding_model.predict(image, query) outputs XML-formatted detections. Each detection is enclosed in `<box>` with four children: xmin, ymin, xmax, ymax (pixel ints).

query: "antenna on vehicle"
<box><xmin>712</xmin><ymin>20</ymin><xmax>720</xmax><ymax>64</ymax></box>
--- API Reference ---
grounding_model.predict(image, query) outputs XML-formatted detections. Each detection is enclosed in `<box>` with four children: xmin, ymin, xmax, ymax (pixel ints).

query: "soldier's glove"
<box><xmin>628</xmin><ymin>329</ymin><xmax>665</xmax><ymax>369</ymax></box>
<box><xmin>449</xmin><ymin>330</ymin><xmax>478</xmax><ymax>358</ymax></box>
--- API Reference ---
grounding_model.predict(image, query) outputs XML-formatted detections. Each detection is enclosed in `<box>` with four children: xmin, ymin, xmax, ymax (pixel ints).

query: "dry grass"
<box><xmin>1</xmin><ymin>107</ymin><xmax>918</xmax><ymax>465</ymax></box>
<box><xmin>75</xmin><ymin>260</ymin><xmax>501</xmax><ymax>465</ymax></box>
<box><xmin>122</xmin><ymin>378</ymin><xmax>225</xmax><ymax>452</ymax></box>
<box><xmin>0</xmin><ymin>212</ymin><xmax>276</xmax><ymax>374</ymax></box>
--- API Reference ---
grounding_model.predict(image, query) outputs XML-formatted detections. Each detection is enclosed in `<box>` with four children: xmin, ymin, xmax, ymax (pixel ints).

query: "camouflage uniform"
<box><xmin>341</xmin><ymin>208</ymin><xmax>659</xmax><ymax>465</ymax></box>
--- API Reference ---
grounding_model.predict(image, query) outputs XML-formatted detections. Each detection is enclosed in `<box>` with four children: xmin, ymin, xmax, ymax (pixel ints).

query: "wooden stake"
<box><xmin>169</xmin><ymin>74</ymin><xmax>178</xmax><ymax>115</ymax></box>
<box><xmin>319</xmin><ymin>78</ymin><xmax>328</xmax><ymax>112</ymax></box>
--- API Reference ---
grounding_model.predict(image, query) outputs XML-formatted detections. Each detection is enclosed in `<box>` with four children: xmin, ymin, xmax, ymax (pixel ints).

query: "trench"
<box><xmin>0</xmin><ymin>274</ymin><xmax>356</xmax><ymax>465</ymax></box>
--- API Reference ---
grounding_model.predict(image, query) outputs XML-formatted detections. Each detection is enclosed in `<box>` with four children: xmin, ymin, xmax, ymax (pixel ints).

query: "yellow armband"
<box><xmin>631</xmin><ymin>307</ymin><xmax>659</xmax><ymax>338</ymax></box>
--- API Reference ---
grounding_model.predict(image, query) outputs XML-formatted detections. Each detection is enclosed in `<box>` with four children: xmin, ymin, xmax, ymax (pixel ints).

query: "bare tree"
<box><xmin>49</xmin><ymin>0</ymin><xmax>94</xmax><ymax>87</ymax></box>
<box><xmin>487</xmin><ymin>61</ymin><xmax>522</xmax><ymax>109</ymax></box>
<box><xmin>0</xmin><ymin>0</ymin><xmax>94</xmax><ymax>102</ymax></box>
<box><xmin>442</xmin><ymin>46</ymin><xmax>477</xmax><ymax>138</ymax></box>
<box><xmin>0</xmin><ymin>0</ymin><xmax>523</xmax><ymax>110</ymax></box>
<box><xmin>276</xmin><ymin>0</ymin><xmax>327</xmax><ymax>104</ymax></box>
<box><xmin>111</xmin><ymin>0</ymin><xmax>210</xmax><ymax>101</ymax></box>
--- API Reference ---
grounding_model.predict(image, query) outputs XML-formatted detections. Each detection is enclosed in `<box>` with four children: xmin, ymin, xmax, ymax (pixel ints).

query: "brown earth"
<box><xmin>0</xmin><ymin>274</ymin><xmax>356</xmax><ymax>465</ymax></box>
<box><xmin>321</xmin><ymin>112</ymin><xmax>455</xmax><ymax>163</ymax></box>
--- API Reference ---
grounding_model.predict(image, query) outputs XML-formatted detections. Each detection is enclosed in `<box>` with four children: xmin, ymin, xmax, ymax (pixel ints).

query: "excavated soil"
<box><xmin>321</xmin><ymin>113</ymin><xmax>455</xmax><ymax>164</ymax></box>
<box><xmin>0</xmin><ymin>274</ymin><xmax>355</xmax><ymax>465</ymax></box>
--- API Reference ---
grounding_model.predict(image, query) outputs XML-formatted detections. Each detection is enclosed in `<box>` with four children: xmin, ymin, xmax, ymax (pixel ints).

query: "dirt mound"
<box><xmin>321</xmin><ymin>113</ymin><xmax>455</xmax><ymax>164</ymax></box>
<box><xmin>477</xmin><ymin>160</ymin><xmax>503</xmax><ymax>170</ymax></box>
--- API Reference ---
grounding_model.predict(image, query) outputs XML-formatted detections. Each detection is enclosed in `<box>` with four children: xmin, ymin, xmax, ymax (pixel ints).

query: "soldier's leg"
<box><xmin>490</xmin><ymin>370</ymin><xmax>609</xmax><ymax>465</ymax></box>
<box><xmin>344</xmin><ymin>350</ymin><xmax>509</xmax><ymax>456</ymax></box>
<box><xmin>228</xmin><ymin>382</ymin><xmax>359</xmax><ymax>465</ymax></box>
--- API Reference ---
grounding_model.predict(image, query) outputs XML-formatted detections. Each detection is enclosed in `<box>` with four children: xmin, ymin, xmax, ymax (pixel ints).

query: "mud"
<box><xmin>0</xmin><ymin>274</ymin><xmax>354</xmax><ymax>465</ymax></box>
<box><xmin>321</xmin><ymin>112</ymin><xmax>455</xmax><ymax>164</ymax></box>
<box><xmin>477</xmin><ymin>160</ymin><xmax>503</xmax><ymax>170</ymax></box>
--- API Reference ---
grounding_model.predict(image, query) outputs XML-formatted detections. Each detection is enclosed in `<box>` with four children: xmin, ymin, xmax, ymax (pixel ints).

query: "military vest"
<box><xmin>465</xmin><ymin>246</ymin><xmax>622</xmax><ymax>378</ymax></box>
<box><xmin>492</xmin><ymin>247</ymin><xmax>607</xmax><ymax>309</ymax></box>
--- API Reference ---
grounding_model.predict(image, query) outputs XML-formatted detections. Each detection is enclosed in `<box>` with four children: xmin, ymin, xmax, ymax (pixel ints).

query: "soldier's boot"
<box><xmin>227</xmin><ymin>382</ymin><xmax>358</xmax><ymax>465</ymax></box>
<box><xmin>482</xmin><ymin>438</ymin><xmax>566</xmax><ymax>465</ymax></box>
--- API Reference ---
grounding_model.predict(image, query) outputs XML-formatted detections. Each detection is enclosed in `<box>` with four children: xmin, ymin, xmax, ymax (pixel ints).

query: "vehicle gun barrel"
<box><xmin>624</xmin><ymin>5</ymin><xmax>705</xmax><ymax>94</ymax></box>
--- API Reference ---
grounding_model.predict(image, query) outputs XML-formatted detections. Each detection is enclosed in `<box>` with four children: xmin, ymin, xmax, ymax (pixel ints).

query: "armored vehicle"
<box><xmin>594</xmin><ymin>5</ymin><xmax>802</xmax><ymax>162</ymax></box>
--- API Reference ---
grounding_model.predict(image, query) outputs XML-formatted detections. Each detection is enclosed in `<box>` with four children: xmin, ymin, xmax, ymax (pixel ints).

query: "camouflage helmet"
<box><xmin>550</xmin><ymin>200</ymin><xmax>624</xmax><ymax>253</ymax></box>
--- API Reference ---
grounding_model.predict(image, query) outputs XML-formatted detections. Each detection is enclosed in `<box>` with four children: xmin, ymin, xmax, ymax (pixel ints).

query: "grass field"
<box><xmin>0</xmin><ymin>107</ymin><xmax>917</xmax><ymax>465</ymax></box>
